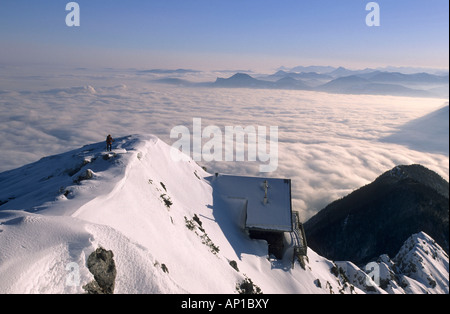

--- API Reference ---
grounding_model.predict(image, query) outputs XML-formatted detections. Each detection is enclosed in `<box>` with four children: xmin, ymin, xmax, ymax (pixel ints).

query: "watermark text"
<box><xmin>65</xmin><ymin>2</ymin><xmax>80</xmax><ymax>27</ymax></box>
<box><xmin>170</xmin><ymin>118</ymin><xmax>278</xmax><ymax>173</ymax></box>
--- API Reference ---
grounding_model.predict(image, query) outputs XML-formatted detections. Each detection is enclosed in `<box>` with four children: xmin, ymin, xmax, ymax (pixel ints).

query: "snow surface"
<box><xmin>0</xmin><ymin>135</ymin><xmax>448</xmax><ymax>294</ymax></box>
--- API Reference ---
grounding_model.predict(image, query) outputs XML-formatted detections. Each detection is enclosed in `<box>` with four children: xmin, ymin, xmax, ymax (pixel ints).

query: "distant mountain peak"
<box><xmin>230</xmin><ymin>72</ymin><xmax>254</xmax><ymax>79</ymax></box>
<box><xmin>378</xmin><ymin>164</ymin><xmax>449</xmax><ymax>198</ymax></box>
<box><xmin>304</xmin><ymin>164</ymin><xmax>449</xmax><ymax>265</ymax></box>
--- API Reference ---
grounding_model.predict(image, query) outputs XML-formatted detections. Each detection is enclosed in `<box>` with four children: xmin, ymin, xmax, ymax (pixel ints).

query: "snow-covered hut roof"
<box><xmin>214</xmin><ymin>174</ymin><xmax>293</xmax><ymax>232</ymax></box>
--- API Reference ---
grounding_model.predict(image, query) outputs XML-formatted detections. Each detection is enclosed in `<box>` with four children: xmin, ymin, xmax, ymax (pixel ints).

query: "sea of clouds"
<box><xmin>0</xmin><ymin>65</ymin><xmax>448</xmax><ymax>221</ymax></box>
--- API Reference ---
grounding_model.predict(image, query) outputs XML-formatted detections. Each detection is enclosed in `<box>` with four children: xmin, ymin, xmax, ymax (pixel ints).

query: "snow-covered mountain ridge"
<box><xmin>0</xmin><ymin>135</ymin><xmax>448</xmax><ymax>294</ymax></box>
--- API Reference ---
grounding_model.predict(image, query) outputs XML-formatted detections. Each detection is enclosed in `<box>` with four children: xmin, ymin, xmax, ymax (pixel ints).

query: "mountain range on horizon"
<box><xmin>139</xmin><ymin>65</ymin><xmax>449</xmax><ymax>77</ymax></box>
<box><xmin>147</xmin><ymin>65</ymin><xmax>449</xmax><ymax>98</ymax></box>
<box><xmin>213</xmin><ymin>71</ymin><xmax>449</xmax><ymax>98</ymax></box>
<box><xmin>277</xmin><ymin>65</ymin><xmax>449</xmax><ymax>76</ymax></box>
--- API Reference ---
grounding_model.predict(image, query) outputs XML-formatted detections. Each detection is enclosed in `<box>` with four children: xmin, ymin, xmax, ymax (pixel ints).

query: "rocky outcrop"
<box><xmin>337</xmin><ymin>232</ymin><xmax>449</xmax><ymax>294</ymax></box>
<box><xmin>74</xmin><ymin>169</ymin><xmax>94</xmax><ymax>184</ymax></box>
<box><xmin>83</xmin><ymin>247</ymin><xmax>117</xmax><ymax>294</ymax></box>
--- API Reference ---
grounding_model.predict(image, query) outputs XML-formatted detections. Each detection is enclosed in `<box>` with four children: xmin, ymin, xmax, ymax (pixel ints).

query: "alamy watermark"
<box><xmin>65</xmin><ymin>2</ymin><xmax>380</xmax><ymax>28</ymax></box>
<box><xmin>170</xmin><ymin>118</ymin><xmax>279</xmax><ymax>173</ymax></box>
<box><xmin>366</xmin><ymin>2</ymin><xmax>381</xmax><ymax>27</ymax></box>
<box><xmin>365</xmin><ymin>262</ymin><xmax>380</xmax><ymax>287</ymax></box>
<box><xmin>65</xmin><ymin>262</ymin><xmax>81</xmax><ymax>287</ymax></box>
<box><xmin>65</xmin><ymin>2</ymin><xmax>80</xmax><ymax>27</ymax></box>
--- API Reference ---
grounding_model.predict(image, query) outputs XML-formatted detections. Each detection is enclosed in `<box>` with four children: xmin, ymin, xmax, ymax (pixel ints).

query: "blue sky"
<box><xmin>0</xmin><ymin>0</ymin><xmax>448</xmax><ymax>71</ymax></box>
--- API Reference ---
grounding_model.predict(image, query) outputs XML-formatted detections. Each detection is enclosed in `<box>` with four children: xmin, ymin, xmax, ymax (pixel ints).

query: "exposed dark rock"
<box><xmin>236</xmin><ymin>276</ymin><xmax>262</xmax><ymax>294</ymax></box>
<box><xmin>83</xmin><ymin>247</ymin><xmax>117</xmax><ymax>294</ymax></box>
<box><xmin>161</xmin><ymin>264</ymin><xmax>169</xmax><ymax>274</ymax></box>
<box><xmin>229</xmin><ymin>260</ymin><xmax>239</xmax><ymax>272</ymax></box>
<box><xmin>74</xmin><ymin>169</ymin><xmax>94</xmax><ymax>184</ymax></box>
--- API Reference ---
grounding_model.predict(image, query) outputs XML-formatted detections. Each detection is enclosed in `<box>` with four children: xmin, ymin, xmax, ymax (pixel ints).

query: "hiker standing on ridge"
<box><xmin>106</xmin><ymin>134</ymin><xmax>114</xmax><ymax>151</ymax></box>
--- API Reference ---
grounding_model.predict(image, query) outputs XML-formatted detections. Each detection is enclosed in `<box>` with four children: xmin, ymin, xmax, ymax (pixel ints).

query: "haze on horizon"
<box><xmin>0</xmin><ymin>0</ymin><xmax>448</xmax><ymax>72</ymax></box>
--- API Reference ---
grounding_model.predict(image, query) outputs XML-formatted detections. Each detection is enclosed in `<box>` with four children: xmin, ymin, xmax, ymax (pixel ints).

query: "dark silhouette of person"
<box><xmin>106</xmin><ymin>134</ymin><xmax>114</xmax><ymax>151</ymax></box>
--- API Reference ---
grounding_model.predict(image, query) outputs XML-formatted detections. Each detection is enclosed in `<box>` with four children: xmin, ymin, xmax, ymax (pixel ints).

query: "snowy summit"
<box><xmin>0</xmin><ymin>135</ymin><xmax>448</xmax><ymax>294</ymax></box>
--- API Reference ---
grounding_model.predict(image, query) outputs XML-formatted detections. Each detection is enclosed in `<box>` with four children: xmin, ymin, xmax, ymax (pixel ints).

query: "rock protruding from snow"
<box><xmin>83</xmin><ymin>247</ymin><xmax>117</xmax><ymax>294</ymax></box>
<box><xmin>74</xmin><ymin>169</ymin><xmax>94</xmax><ymax>184</ymax></box>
